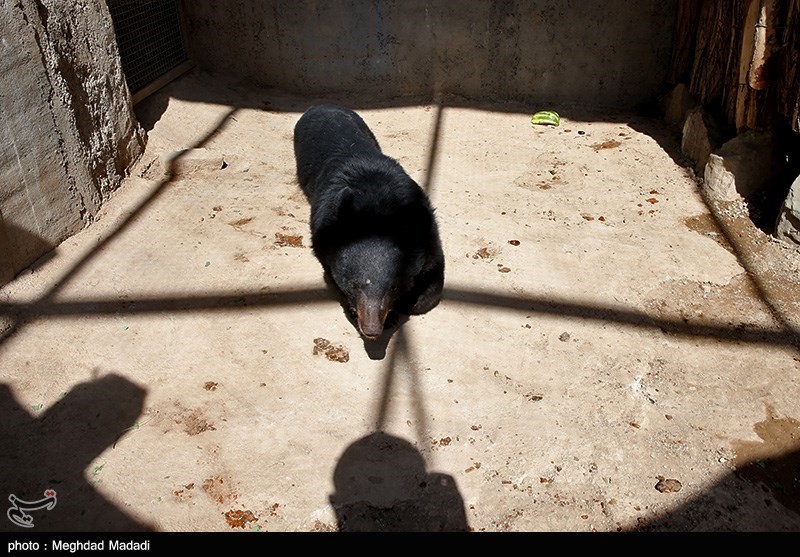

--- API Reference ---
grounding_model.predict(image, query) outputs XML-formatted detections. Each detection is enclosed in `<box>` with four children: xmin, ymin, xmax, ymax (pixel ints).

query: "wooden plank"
<box><xmin>131</xmin><ymin>60</ymin><xmax>195</xmax><ymax>105</ymax></box>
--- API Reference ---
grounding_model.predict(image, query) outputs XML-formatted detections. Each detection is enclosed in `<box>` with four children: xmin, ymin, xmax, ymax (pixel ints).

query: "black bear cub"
<box><xmin>293</xmin><ymin>104</ymin><xmax>444</xmax><ymax>339</ymax></box>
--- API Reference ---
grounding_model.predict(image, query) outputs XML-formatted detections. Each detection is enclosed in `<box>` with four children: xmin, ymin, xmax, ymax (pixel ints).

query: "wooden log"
<box><xmin>780</xmin><ymin>0</ymin><xmax>800</xmax><ymax>132</ymax></box>
<box><xmin>688</xmin><ymin>0</ymin><xmax>747</xmax><ymax>129</ymax></box>
<box><xmin>667</xmin><ymin>0</ymin><xmax>702</xmax><ymax>85</ymax></box>
<box><xmin>748</xmin><ymin>0</ymin><xmax>780</xmax><ymax>90</ymax></box>
<box><xmin>670</xmin><ymin>0</ymin><xmax>799</xmax><ymax>133</ymax></box>
<box><xmin>735</xmin><ymin>0</ymin><xmax>759</xmax><ymax>130</ymax></box>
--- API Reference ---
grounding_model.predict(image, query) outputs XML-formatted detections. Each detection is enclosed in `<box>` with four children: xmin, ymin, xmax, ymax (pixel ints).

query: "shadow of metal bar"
<box><xmin>421</xmin><ymin>100</ymin><xmax>444</xmax><ymax>196</ymax></box>
<box><xmin>0</xmin><ymin>108</ymin><xmax>239</xmax><ymax>349</ymax></box>
<box><xmin>0</xmin><ymin>286</ymin><xmax>332</xmax><ymax>319</ymax></box>
<box><xmin>402</xmin><ymin>326</ymin><xmax>431</xmax><ymax>454</ymax></box>
<box><xmin>2</xmin><ymin>283</ymin><xmax>796</xmax><ymax>348</ymax></box>
<box><xmin>373</xmin><ymin>326</ymin><xmax>431</xmax><ymax>456</ymax></box>
<box><xmin>443</xmin><ymin>285</ymin><xmax>800</xmax><ymax>348</ymax></box>
<box><xmin>374</xmin><ymin>327</ymin><xmax>401</xmax><ymax>431</ymax></box>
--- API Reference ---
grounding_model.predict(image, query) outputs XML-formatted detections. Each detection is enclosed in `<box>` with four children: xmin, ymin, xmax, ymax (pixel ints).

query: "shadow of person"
<box><xmin>329</xmin><ymin>431</ymin><xmax>469</xmax><ymax>532</ymax></box>
<box><xmin>0</xmin><ymin>373</ymin><xmax>154</xmax><ymax>532</ymax></box>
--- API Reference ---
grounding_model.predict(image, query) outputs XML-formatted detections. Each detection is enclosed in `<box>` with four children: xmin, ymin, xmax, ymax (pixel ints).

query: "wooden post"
<box><xmin>781</xmin><ymin>0</ymin><xmax>800</xmax><ymax>132</ymax></box>
<box><xmin>667</xmin><ymin>0</ymin><xmax>702</xmax><ymax>85</ymax></box>
<box><xmin>735</xmin><ymin>0</ymin><xmax>759</xmax><ymax>131</ymax></box>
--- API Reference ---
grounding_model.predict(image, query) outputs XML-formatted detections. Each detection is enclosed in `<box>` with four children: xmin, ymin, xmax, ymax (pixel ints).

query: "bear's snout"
<box><xmin>356</xmin><ymin>294</ymin><xmax>390</xmax><ymax>340</ymax></box>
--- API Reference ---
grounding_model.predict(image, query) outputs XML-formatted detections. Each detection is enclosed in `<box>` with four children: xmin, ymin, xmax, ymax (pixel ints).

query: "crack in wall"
<box><xmin>18</xmin><ymin>0</ymin><xmax>90</xmax><ymax>226</ymax></box>
<box><xmin>1</xmin><ymin>0</ymin><xmax>143</xmax><ymax>281</ymax></box>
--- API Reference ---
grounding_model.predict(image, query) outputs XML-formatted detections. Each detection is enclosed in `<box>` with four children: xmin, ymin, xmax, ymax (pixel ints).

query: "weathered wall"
<box><xmin>181</xmin><ymin>0</ymin><xmax>677</xmax><ymax>109</ymax></box>
<box><xmin>0</xmin><ymin>0</ymin><xmax>143</xmax><ymax>284</ymax></box>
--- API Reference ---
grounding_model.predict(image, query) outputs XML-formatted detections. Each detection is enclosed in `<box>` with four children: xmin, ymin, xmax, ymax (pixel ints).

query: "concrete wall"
<box><xmin>181</xmin><ymin>0</ymin><xmax>677</xmax><ymax>108</ymax></box>
<box><xmin>0</xmin><ymin>0</ymin><xmax>143</xmax><ymax>284</ymax></box>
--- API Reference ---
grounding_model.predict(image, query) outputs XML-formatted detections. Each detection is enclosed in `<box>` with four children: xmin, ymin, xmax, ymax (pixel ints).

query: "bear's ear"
<box><xmin>334</xmin><ymin>186</ymin><xmax>354</xmax><ymax>218</ymax></box>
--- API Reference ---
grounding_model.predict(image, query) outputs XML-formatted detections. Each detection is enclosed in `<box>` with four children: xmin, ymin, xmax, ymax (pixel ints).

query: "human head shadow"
<box><xmin>0</xmin><ymin>373</ymin><xmax>153</xmax><ymax>532</ymax></box>
<box><xmin>329</xmin><ymin>431</ymin><xmax>469</xmax><ymax>532</ymax></box>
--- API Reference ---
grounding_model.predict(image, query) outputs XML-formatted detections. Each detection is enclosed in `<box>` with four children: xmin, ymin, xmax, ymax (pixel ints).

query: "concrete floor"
<box><xmin>2</xmin><ymin>73</ymin><xmax>800</xmax><ymax>532</ymax></box>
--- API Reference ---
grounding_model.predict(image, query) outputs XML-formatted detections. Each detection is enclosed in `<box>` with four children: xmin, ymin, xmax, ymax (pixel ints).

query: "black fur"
<box><xmin>293</xmin><ymin>104</ymin><xmax>444</xmax><ymax>339</ymax></box>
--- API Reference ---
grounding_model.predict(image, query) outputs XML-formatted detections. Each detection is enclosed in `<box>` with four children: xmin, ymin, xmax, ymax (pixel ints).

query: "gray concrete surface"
<box><xmin>181</xmin><ymin>0</ymin><xmax>676</xmax><ymax>110</ymax></box>
<box><xmin>0</xmin><ymin>0</ymin><xmax>143</xmax><ymax>285</ymax></box>
<box><xmin>1</xmin><ymin>73</ymin><xmax>799</xmax><ymax>532</ymax></box>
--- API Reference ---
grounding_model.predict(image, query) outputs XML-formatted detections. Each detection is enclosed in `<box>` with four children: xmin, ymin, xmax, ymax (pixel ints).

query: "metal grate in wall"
<box><xmin>106</xmin><ymin>0</ymin><xmax>189</xmax><ymax>100</ymax></box>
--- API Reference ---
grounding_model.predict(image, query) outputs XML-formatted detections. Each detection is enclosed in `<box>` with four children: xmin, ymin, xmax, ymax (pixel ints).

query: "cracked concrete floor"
<box><xmin>2</xmin><ymin>74</ymin><xmax>800</xmax><ymax>532</ymax></box>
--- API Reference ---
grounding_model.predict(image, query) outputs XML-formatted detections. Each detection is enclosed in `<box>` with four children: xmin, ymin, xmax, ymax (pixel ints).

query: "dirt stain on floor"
<box><xmin>229</xmin><ymin>217</ymin><xmax>255</xmax><ymax>229</ymax></box>
<box><xmin>471</xmin><ymin>246</ymin><xmax>495</xmax><ymax>260</ymax></box>
<box><xmin>173</xmin><ymin>483</ymin><xmax>195</xmax><ymax>500</ymax></box>
<box><xmin>644</xmin><ymin>273</ymin><xmax>777</xmax><ymax>332</ymax></box>
<box><xmin>313</xmin><ymin>338</ymin><xmax>350</xmax><ymax>363</ymax></box>
<box><xmin>591</xmin><ymin>139</ymin><xmax>622</xmax><ymax>151</ymax></box>
<box><xmin>684</xmin><ymin>213</ymin><xmax>735</xmax><ymax>253</ymax></box>
<box><xmin>731</xmin><ymin>404</ymin><xmax>800</xmax><ymax>515</ymax></box>
<box><xmin>224</xmin><ymin>509</ymin><xmax>257</xmax><ymax>528</ymax></box>
<box><xmin>203</xmin><ymin>475</ymin><xmax>238</xmax><ymax>505</ymax></box>
<box><xmin>183</xmin><ymin>410</ymin><xmax>216</xmax><ymax>436</ymax></box>
<box><xmin>274</xmin><ymin>232</ymin><xmax>304</xmax><ymax>247</ymax></box>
